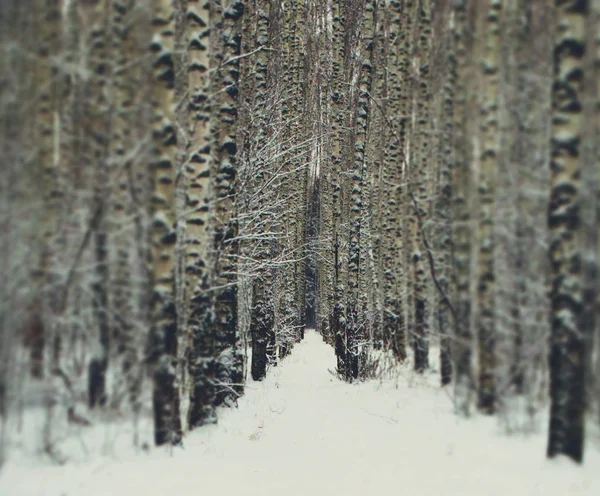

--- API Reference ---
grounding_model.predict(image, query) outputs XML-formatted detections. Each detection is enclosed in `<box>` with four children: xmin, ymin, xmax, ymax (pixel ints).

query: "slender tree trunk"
<box><xmin>149</xmin><ymin>0</ymin><xmax>182</xmax><ymax>446</ymax></box>
<box><xmin>475</xmin><ymin>0</ymin><xmax>502</xmax><ymax>415</ymax></box>
<box><xmin>435</xmin><ymin>6</ymin><xmax>455</xmax><ymax>387</ymax></box>
<box><xmin>111</xmin><ymin>0</ymin><xmax>146</xmax><ymax>416</ymax></box>
<box><xmin>581</xmin><ymin>0</ymin><xmax>599</xmax><ymax>414</ymax></box>
<box><xmin>83</xmin><ymin>0</ymin><xmax>113</xmax><ymax>410</ymax></box>
<box><xmin>32</xmin><ymin>0</ymin><xmax>63</xmax><ymax>380</ymax></box>
<box><xmin>411</xmin><ymin>0</ymin><xmax>432</xmax><ymax>374</ymax></box>
<box><xmin>546</xmin><ymin>0</ymin><xmax>587</xmax><ymax>463</ymax></box>
<box><xmin>451</xmin><ymin>0</ymin><xmax>475</xmax><ymax>415</ymax></box>
<box><xmin>212</xmin><ymin>0</ymin><xmax>244</xmax><ymax>406</ymax></box>
<box><xmin>331</xmin><ymin>0</ymin><xmax>349</xmax><ymax>377</ymax></box>
<box><xmin>185</xmin><ymin>0</ymin><xmax>217</xmax><ymax>429</ymax></box>
<box><xmin>385</xmin><ymin>0</ymin><xmax>408</xmax><ymax>362</ymax></box>
<box><xmin>400</xmin><ymin>1</ymin><xmax>415</xmax><ymax>362</ymax></box>
<box><xmin>249</xmin><ymin>0</ymin><xmax>274</xmax><ymax>382</ymax></box>
<box><xmin>593</xmin><ymin>0</ymin><xmax>600</xmax><ymax>425</ymax></box>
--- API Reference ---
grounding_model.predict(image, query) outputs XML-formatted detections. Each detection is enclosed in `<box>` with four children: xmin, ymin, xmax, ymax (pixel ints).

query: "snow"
<box><xmin>1</xmin><ymin>329</ymin><xmax>599</xmax><ymax>496</ymax></box>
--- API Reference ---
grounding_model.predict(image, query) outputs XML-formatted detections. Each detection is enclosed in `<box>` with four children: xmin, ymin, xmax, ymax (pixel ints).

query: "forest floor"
<box><xmin>1</xmin><ymin>329</ymin><xmax>599</xmax><ymax>495</ymax></box>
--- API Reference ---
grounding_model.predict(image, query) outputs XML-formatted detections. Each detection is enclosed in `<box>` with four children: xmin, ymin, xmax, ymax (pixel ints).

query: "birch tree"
<box><xmin>546</xmin><ymin>0</ymin><xmax>587</xmax><ymax>463</ymax></box>
<box><xmin>149</xmin><ymin>0</ymin><xmax>182</xmax><ymax>446</ymax></box>
<box><xmin>475</xmin><ymin>0</ymin><xmax>502</xmax><ymax>414</ymax></box>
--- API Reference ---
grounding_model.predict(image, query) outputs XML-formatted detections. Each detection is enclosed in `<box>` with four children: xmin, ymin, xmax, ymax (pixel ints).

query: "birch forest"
<box><xmin>1</xmin><ymin>0</ymin><xmax>600</xmax><ymax>486</ymax></box>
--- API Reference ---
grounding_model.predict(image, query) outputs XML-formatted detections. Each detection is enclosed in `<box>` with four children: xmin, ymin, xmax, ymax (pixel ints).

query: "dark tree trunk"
<box><xmin>187</xmin><ymin>293</ymin><xmax>217</xmax><ymax>428</ymax></box>
<box><xmin>305</xmin><ymin>181</ymin><xmax>320</xmax><ymax>330</ymax></box>
<box><xmin>28</xmin><ymin>309</ymin><xmax>45</xmax><ymax>379</ymax></box>
<box><xmin>546</xmin><ymin>0</ymin><xmax>587</xmax><ymax>464</ymax></box>
<box><xmin>413</xmin><ymin>287</ymin><xmax>429</xmax><ymax>373</ymax></box>
<box><xmin>251</xmin><ymin>276</ymin><xmax>274</xmax><ymax>381</ymax></box>
<box><xmin>151</xmin><ymin>304</ymin><xmax>182</xmax><ymax>446</ymax></box>
<box><xmin>547</xmin><ymin>336</ymin><xmax>585</xmax><ymax>462</ymax></box>
<box><xmin>348</xmin><ymin>306</ymin><xmax>359</xmax><ymax>381</ymax></box>
<box><xmin>153</xmin><ymin>358</ymin><xmax>182</xmax><ymax>446</ymax></box>
<box><xmin>439</xmin><ymin>306</ymin><xmax>453</xmax><ymax>386</ymax></box>
<box><xmin>388</xmin><ymin>304</ymin><xmax>407</xmax><ymax>361</ymax></box>
<box><xmin>89</xmin><ymin>228</ymin><xmax>109</xmax><ymax>408</ymax></box>
<box><xmin>211</xmin><ymin>0</ymin><xmax>244</xmax><ymax>407</ymax></box>
<box><xmin>214</xmin><ymin>281</ymin><xmax>240</xmax><ymax>406</ymax></box>
<box><xmin>332</xmin><ymin>234</ymin><xmax>348</xmax><ymax>378</ymax></box>
<box><xmin>88</xmin><ymin>357</ymin><xmax>107</xmax><ymax>409</ymax></box>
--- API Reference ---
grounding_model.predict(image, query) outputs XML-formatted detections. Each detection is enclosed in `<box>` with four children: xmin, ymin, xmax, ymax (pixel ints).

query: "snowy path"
<box><xmin>1</xmin><ymin>330</ymin><xmax>599</xmax><ymax>495</ymax></box>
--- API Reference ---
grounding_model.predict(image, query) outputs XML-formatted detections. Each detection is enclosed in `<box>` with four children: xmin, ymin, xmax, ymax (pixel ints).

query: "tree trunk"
<box><xmin>451</xmin><ymin>0</ymin><xmax>475</xmax><ymax>416</ymax></box>
<box><xmin>149</xmin><ymin>0</ymin><xmax>182</xmax><ymax>446</ymax></box>
<box><xmin>211</xmin><ymin>0</ymin><xmax>244</xmax><ymax>406</ymax></box>
<box><xmin>475</xmin><ymin>0</ymin><xmax>502</xmax><ymax>415</ymax></box>
<box><xmin>546</xmin><ymin>0</ymin><xmax>587</xmax><ymax>464</ymax></box>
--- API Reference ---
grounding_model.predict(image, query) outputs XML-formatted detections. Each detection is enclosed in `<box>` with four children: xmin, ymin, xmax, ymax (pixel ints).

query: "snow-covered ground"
<box><xmin>1</xmin><ymin>329</ymin><xmax>599</xmax><ymax>496</ymax></box>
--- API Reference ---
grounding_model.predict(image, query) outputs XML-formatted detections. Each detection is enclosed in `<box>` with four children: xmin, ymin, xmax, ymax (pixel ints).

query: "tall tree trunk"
<box><xmin>185</xmin><ymin>0</ymin><xmax>217</xmax><ymax>430</ymax></box>
<box><xmin>32</xmin><ymin>0</ymin><xmax>63</xmax><ymax>380</ymax></box>
<box><xmin>435</xmin><ymin>4</ymin><xmax>455</xmax><ymax>387</ymax></box>
<box><xmin>451</xmin><ymin>0</ymin><xmax>475</xmax><ymax>415</ymax></box>
<box><xmin>109</xmin><ymin>0</ymin><xmax>144</xmax><ymax>414</ymax></box>
<box><xmin>149</xmin><ymin>0</ymin><xmax>182</xmax><ymax>446</ymax></box>
<box><xmin>386</xmin><ymin>0</ymin><xmax>408</xmax><ymax>362</ymax></box>
<box><xmin>411</xmin><ymin>0</ymin><xmax>432</xmax><ymax>373</ymax></box>
<box><xmin>82</xmin><ymin>0</ymin><xmax>113</xmax><ymax>410</ymax></box>
<box><xmin>331</xmin><ymin>0</ymin><xmax>349</xmax><ymax>377</ymax></box>
<box><xmin>212</xmin><ymin>0</ymin><xmax>244</xmax><ymax>406</ymax></box>
<box><xmin>250</xmin><ymin>0</ymin><xmax>274</xmax><ymax>381</ymax></box>
<box><xmin>364</xmin><ymin>0</ymin><xmax>386</xmax><ymax>351</ymax></box>
<box><xmin>546</xmin><ymin>0</ymin><xmax>587</xmax><ymax>464</ymax></box>
<box><xmin>344</xmin><ymin>0</ymin><xmax>373</xmax><ymax>381</ymax></box>
<box><xmin>593</xmin><ymin>0</ymin><xmax>600</xmax><ymax>425</ymax></box>
<box><xmin>581</xmin><ymin>0</ymin><xmax>599</xmax><ymax>414</ymax></box>
<box><xmin>475</xmin><ymin>0</ymin><xmax>502</xmax><ymax>415</ymax></box>
<box><xmin>290</xmin><ymin>0</ymin><xmax>308</xmax><ymax>342</ymax></box>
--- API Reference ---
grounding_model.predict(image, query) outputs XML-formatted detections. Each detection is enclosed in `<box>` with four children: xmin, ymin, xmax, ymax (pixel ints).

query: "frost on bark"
<box><xmin>546</xmin><ymin>0</ymin><xmax>587</xmax><ymax>464</ymax></box>
<box><xmin>149</xmin><ymin>0</ymin><xmax>182</xmax><ymax>446</ymax></box>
